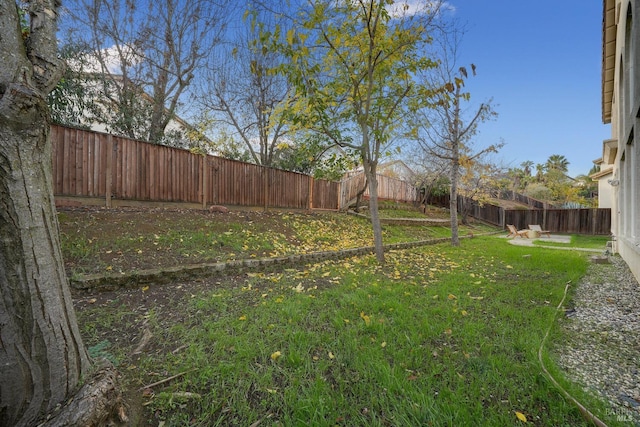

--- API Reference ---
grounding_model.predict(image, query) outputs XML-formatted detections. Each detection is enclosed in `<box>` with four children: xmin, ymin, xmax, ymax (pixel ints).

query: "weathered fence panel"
<box><xmin>207</xmin><ymin>157</ymin><xmax>264</xmax><ymax>207</ymax></box>
<box><xmin>498</xmin><ymin>208</ymin><xmax>611</xmax><ymax>235</ymax></box>
<box><xmin>463</xmin><ymin>200</ymin><xmax>503</xmax><ymax>225</ymax></box>
<box><xmin>425</xmin><ymin>189</ymin><xmax>611</xmax><ymax>235</ymax></box>
<box><xmin>313</xmin><ymin>179</ymin><xmax>340</xmax><ymax>210</ymax></box>
<box><xmin>52</xmin><ymin>126</ymin><xmax>420</xmax><ymax>211</ymax></box>
<box><xmin>506</xmin><ymin>208</ymin><xmax>611</xmax><ymax>235</ymax></box>
<box><xmin>268</xmin><ymin>168</ymin><xmax>309</xmax><ymax>209</ymax></box>
<box><xmin>495</xmin><ymin>190</ymin><xmax>551</xmax><ymax>209</ymax></box>
<box><xmin>339</xmin><ymin>173</ymin><xmax>417</xmax><ymax>209</ymax></box>
<box><xmin>340</xmin><ymin>174</ymin><xmax>367</xmax><ymax>209</ymax></box>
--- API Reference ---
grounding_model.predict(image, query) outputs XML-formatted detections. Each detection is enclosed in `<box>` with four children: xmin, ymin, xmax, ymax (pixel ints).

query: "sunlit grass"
<box><xmin>532</xmin><ymin>234</ymin><xmax>610</xmax><ymax>250</ymax></box>
<box><xmin>77</xmin><ymin>236</ymin><xmax>623</xmax><ymax>426</ymax></box>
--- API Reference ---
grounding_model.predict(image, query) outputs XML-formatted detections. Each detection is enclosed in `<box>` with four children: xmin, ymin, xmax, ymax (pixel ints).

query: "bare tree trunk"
<box><xmin>0</xmin><ymin>1</ymin><xmax>122</xmax><ymax>425</ymax></box>
<box><xmin>354</xmin><ymin>175</ymin><xmax>368</xmax><ymax>213</ymax></box>
<box><xmin>449</xmin><ymin>150</ymin><xmax>460</xmax><ymax>247</ymax></box>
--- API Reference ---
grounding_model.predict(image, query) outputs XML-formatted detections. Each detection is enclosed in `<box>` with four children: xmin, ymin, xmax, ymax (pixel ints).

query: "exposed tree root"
<box><xmin>39</xmin><ymin>363</ymin><xmax>128</xmax><ymax>427</ymax></box>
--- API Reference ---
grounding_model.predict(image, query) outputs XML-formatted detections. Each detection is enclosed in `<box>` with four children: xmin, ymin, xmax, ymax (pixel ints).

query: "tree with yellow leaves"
<box><xmin>267</xmin><ymin>0</ymin><xmax>448</xmax><ymax>262</ymax></box>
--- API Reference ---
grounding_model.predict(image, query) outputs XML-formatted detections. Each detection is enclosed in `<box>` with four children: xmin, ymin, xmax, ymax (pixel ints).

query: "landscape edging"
<box><xmin>70</xmin><ymin>237</ymin><xmax>457</xmax><ymax>291</ymax></box>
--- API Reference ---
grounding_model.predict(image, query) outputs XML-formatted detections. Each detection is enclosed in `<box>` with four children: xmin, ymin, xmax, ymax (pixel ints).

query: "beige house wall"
<box><xmin>603</xmin><ymin>0</ymin><xmax>640</xmax><ymax>281</ymax></box>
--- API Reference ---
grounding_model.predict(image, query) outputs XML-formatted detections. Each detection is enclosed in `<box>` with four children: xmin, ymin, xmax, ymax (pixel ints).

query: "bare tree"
<box><xmin>61</xmin><ymin>0</ymin><xmax>229</xmax><ymax>145</ymax></box>
<box><xmin>198</xmin><ymin>6</ymin><xmax>294</xmax><ymax>167</ymax></box>
<box><xmin>0</xmin><ymin>1</ymin><xmax>123</xmax><ymax>426</ymax></box>
<box><xmin>412</xmin><ymin>30</ymin><xmax>500</xmax><ymax>246</ymax></box>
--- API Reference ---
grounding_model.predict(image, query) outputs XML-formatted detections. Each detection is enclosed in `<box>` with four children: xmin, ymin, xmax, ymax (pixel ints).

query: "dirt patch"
<box><xmin>73</xmin><ymin>273</ymin><xmax>251</xmax><ymax>426</ymax></box>
<box><xmin>59</xmin><ymin>206</ymin><xmax>304</xmax><ymax>276</ymax></box>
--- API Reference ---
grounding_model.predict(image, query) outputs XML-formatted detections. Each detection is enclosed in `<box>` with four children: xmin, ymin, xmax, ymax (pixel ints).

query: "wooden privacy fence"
<box><xmin>340</xmin><ymin>172</ymin><xmax>417</xmax><ymax>208</ymax></box>
<box><xmin>51</xmin><ymin>125</ymin><xmax>340</xmax><ymax>210</ymax></box>
<box><xmin>494</xmin><ymin>190</ymin><xmax>553</xmax><ymax>209</ymax></box>
<box><xmin>427</xmin><ymin>193</ymin><xmax>611</xmax><ymax>235</ymax></box>
<box><xmin>504</xmin><ymin>208</ymin><xmax>611</xmax><ymax>235</ymax></box>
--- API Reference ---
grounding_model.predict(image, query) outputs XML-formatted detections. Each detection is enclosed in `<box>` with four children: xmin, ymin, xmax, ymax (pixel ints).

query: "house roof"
<box><xmin>602</xmin><ymin>0</ymin><xmax>616</xmax><ymax>124</ymax></box>
<box><xmin>590</xmin><ymin>166</ymin><xmax>613</xmax><ymax>180</ymax></box>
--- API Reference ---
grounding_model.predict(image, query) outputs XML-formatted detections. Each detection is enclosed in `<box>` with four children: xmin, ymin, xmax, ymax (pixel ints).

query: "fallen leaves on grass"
<box><xmin>270</xmin><ymin>351</ymin><xmax>282</xmax><ymax>361</ymax></box>
<box><xmin>515</xmin><ymin>411</ymin><xmax>527</xmax><ymax>422</ymax></box>
<box><xmin>360</xmin><ymin>311</ymin><xmax>371</xmax><ymax>326</ymax></box>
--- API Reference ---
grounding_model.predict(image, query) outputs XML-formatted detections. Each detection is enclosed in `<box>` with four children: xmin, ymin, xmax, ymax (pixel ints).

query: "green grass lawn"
<box><xmin>77</xmin><ymin>236</ymin><xmax>623</xmax><ymax>426</ymax></box>
<box><xmin>532</xmin><ymin>234</ymin><xmax>610</xmax><ymax>250</ymax></box>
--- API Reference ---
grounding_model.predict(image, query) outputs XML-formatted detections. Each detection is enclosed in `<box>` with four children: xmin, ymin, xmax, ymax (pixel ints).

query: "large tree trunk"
<box><xmin>0</xmin><ymin>114</ymin><xmax>91</xmax><ymax>426</ymax></box>
<box><xmin>0</xmin><ymin>1</ymin><xmax>122</xmax><ymax>425</ymax></box>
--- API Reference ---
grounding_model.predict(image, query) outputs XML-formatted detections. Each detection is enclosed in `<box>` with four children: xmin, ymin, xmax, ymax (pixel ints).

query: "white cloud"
<box><xmin>387</xmin><ymin>1</ymin><xmax>455</xmax><ymax>18</ymax></box>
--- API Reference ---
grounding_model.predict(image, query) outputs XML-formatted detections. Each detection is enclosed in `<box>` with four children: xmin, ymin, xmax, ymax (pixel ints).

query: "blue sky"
<box><xmin>445</xmin><ymin>0</ymin><xmax>609</xmax><ymax>177</ymax></box>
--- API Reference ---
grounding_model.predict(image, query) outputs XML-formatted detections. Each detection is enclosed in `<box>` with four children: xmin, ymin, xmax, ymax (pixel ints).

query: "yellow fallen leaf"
<box><xmin>328</xmin><ymin>351</ymin><xmax>335</xmax><ymax>359</ymax></box>
<box><xmin>238</xmin><ymin>315</ymin><xmax>247</xmax><ymax>321</ymax></box>
<box><xmin>105</xmin><ymin>265</ymin><xmax>113</xmax><ymax>271</ymax></box>
<box><xmin>141</xmin><ymin>285</ymin><xmax>149</xmax><ymax>292</ymax></box>
<box><xmin>447</xmin><ymin>294</ymin><xmax>457</xmax><ymax>300</ymax></box>
<box><xmin>461</xmin><ymin>310</ymin><xmax>468</xmax><ymax>316</ymax></box>
<box><xmin>270</xmin><ymin>351</ymin><xmax>281</xmax><ymax>361</ymax></box>
<box><xmin>515</xmin><ymin>411</ymin><xmax>527</xmax><ymax>423</ymax></box>
<box><xmin>381</xmin><ymin>341</ymin><xmax>387</xmax><ymax>348</ymax></box>
<box><xmin>360</xmin><ymin>312</ymin><xmax>371</xmax><ymax>326</ymax></box>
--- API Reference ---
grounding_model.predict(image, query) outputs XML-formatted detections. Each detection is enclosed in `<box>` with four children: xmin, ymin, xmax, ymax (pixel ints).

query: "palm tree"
<box><xmin>520</xmin><ymin>160</ymin><xmax>534</xmax><ymax>177</ymax></box>
<box><xmin>545</xmin><ymin>154</ymin><xmax>569</xmax><ymax>173</ymax></box>
<box><xmin>535</xmin><ymin>163</ymin><xmax>545</xmax><ymax>182</ymax></box>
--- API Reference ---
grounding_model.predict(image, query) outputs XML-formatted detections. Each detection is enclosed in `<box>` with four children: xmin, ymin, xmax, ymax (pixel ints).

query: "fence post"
<box><xmin>308</xmin><ymin>176</ymin><xmax>314</xmax><ymax>210</ymax></box>
<box><xmin>263</xmin><ymin>167</ymin><xmax>269</xmax><ymax>211</ymax></box>
<box><xmin>201</xmin><ymin>156</ymin><xmax>208</xmax><ymax>210</ymax></box>
<box><xmin>105</xmin><ymin>134</ymin><xmax>113</xmax><ymax>208</ymax></box>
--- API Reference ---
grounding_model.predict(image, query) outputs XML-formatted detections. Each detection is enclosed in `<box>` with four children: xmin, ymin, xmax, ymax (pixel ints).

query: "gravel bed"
<box><xmin>556</xmin><ymin>256</ymin><xmax>640</xmax><ymax>426</ymax></box>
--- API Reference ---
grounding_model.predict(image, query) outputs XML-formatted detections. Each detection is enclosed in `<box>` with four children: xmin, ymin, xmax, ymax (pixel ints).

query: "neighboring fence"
<box><xmin>494</xmin><ymin>190</ymin><xmax>553</xmax><ymax>209</ymax></box>
<box><xmin>426</xmin><ymin>192</ymin><xmax>611</xmax><ymax>235</ymax></box>
<box><xmin>504</xmin><ymin>208</ymin><xmax>611</xmax><ymax>235</ymax></box>
<box><xmin>340</xmin><ymin>172</ymin><xmax>417</xmax><ymax>208</ymax></box>
<box><xmin>427</xmin><ymin>191</ymin><xmax>551</xmax><ymax>210</ymax></box>
<box><xmin>51</xmin><ymin>125</ymin><xmax>340</xmax><ymax>210</ymax></box>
